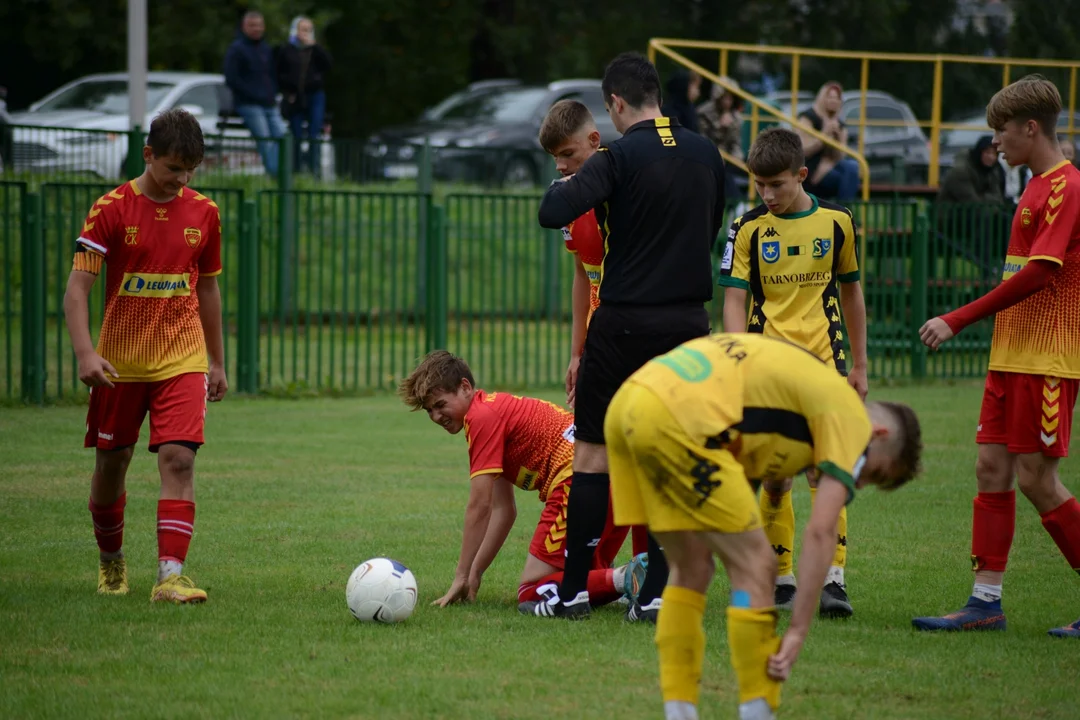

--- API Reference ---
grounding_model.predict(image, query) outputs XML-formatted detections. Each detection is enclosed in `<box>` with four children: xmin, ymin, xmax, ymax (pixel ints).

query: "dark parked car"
<box><xmin>364</xmin><ymin>79</ymin><xmax>617</xmax><ymax>187</ymax></box>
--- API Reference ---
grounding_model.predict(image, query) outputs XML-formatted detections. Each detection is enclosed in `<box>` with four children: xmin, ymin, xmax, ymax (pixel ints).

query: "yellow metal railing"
<box><xmin>650</xmin><ymin>38</ymin><xmax>1080</xmax><ymax>189</ymax></box>
<box><xmin>649</xmin><ymin>41</ymin><xmax>871</xmax><ymax>202</ymax></box>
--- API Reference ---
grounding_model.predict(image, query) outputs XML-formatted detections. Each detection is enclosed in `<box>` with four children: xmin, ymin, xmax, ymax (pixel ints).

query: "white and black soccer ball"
<box><xmin>345</xmin><ymin>558</ymin><xmax>418</xmax><ymax>623</ymax></box>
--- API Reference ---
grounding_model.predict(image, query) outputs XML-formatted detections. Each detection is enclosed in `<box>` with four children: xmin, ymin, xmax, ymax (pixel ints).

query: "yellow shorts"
<box><xmin>604</xmin><ymin>381</ymin><xmax>762</xmax><ymax>534</ymax></box>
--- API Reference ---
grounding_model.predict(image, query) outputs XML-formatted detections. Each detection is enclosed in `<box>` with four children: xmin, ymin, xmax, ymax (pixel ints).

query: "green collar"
<box><xmin>774</xmin><ymin>193</ymin><xmax>819</xmax><ymax>220</ymax></box>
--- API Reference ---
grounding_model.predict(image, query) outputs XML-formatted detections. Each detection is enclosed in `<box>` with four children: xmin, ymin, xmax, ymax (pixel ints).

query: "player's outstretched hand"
<box><xmin>847</xmin><ymin>365</ymin><xmax>868</xmax><ymax>401</ymax></box>
<box><xmin>207</xmin><ymin>364</ymin><xmax>228</xmax><ymax>402</ymax></box>
<box><xmin>767</xmin><ymin>630</ymin><xmax>806</xmax><ymax>681</ymax></box>
<box><xmin>919</xmin><ymin>317</ymin><xmax>955</xmax><ymax>350</ymax></box>
<box><xmin>565</xmin><ymin>356</ymin><xmax>580</xmax><ymax>408</ymax></box>
<box><xmin>432</xmin><ymin>577</ymin><xmax>471</xmax><ymax>607</ymax></box>
<box><xmin>76</xmin><ymin>352</ymin><xmax>119</xmax><ymax>388</ymax></box>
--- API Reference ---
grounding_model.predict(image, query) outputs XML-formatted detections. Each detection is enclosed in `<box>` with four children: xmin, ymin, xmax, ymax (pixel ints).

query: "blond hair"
<box><xmin>539</xmin><ymin>100</ymin><xmax>596</xmax><ymax>153</ymax></box>
<box><xmin>986</xmin><ymin>74</ymin><xmax>1062</xmax><ymax>137</ymax></box>
<box><xmin>397</xmin><ymin>350</ymin><xmax>475</xmax><ymax>410</ymax></box>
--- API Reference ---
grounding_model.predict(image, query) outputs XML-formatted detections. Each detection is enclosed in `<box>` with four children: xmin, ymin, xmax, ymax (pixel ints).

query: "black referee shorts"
<box><xmin>574</xmin><ymin>303</ymin><xmax>710</xmax><ymax>445</ymax></box>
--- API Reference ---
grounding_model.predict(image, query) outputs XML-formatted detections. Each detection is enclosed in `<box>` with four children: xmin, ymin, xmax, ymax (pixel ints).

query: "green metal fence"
<box><xmin>2</xmin><ymin>184</ymin><xmax>1007</xmax><ymax>404</ymax></box>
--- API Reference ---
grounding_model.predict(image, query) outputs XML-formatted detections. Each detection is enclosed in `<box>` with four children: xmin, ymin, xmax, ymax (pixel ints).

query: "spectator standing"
<box><xmin>661</xmin><ymin>69</ymin><xmax>701</xmax><ymax>133</ymax></box>
<box><xmin>277</xmin><ymin>16</ymin><xmax>332</xmax><ymax>176</ymax></box>
<box><xmin>224</xmin><ymin>10</ymin><xmax>285</xmax><ymax>176</ymax></box>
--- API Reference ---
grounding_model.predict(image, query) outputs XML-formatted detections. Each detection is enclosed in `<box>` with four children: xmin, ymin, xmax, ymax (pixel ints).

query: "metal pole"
<box><xmin>127</xmin><ymin>0</ymin><xmax>147</xmax><ymax>131</ymax></box>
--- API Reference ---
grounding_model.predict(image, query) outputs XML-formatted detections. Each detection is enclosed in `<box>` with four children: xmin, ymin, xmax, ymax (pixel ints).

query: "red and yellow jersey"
<box><xmin>562</xmin><ymin>209</ymin><xmax>603</xmax><ymax>321</ymax></box>
<box><xmin>72</xmin><ymin>181</ymin><xmax>222</xmax><ymax>382</ymax></box>
<box><xmin>463</xmin><ymin>389</ymin><xmax>575</xmax><ymax>501</ymax></box>
<box><xmin>990</xmin><ymin>161</ymin><xmax>1080</xmax><ymax>378</ymax></box>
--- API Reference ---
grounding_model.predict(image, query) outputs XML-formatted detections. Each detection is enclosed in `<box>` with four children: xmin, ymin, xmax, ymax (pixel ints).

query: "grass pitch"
<box><xmin>1</xmin><ymin>382</ymin><xmax>1077</xmax><ymax>719</ymax></box>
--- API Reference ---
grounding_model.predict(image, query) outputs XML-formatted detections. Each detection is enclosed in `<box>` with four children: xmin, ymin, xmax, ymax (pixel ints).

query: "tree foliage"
<box><xmin>4</xmin><ymin>0</ymin><xmax>1080</xmax><ymax>140</ymax></box>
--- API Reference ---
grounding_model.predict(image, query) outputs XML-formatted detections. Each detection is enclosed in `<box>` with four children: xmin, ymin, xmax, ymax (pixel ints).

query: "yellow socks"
<box><xmin>809</xmin><ymin>486</ymin><xmax>848</xmax><ymax>568</ymax></box>
<box><xmin>726</xmin><ymin>606</ymin><xmax>782</xmax><ymax>710</ymax></box>
<box><xmin>761</xmin><ymin>488</ymin><xmax>795</xmax><ymax>576</ymax></box>
<box><xmin>655</xmin><ymin>585</ymin><xmax>707</xmax><ymax>706</ymax></box>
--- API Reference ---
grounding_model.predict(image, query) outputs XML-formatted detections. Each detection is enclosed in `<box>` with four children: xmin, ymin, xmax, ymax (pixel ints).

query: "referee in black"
<box><xmin>529</xmin><ymin>52</ymin><xmax>727</xmax><ymax>621</ymax></box>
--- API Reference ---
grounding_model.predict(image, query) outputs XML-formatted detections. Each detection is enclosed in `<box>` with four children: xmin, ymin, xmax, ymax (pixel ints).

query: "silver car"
<box><xmin>8</xmin><ymin>71</ymin><xmax>332</xmax><ymax>180</ymax></box>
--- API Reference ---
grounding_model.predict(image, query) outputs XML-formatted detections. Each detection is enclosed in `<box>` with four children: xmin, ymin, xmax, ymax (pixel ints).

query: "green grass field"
<box><xmin>1</xmin><ymin>382</ymin><xmax>1077</xmax><ymax>719</ymax></box>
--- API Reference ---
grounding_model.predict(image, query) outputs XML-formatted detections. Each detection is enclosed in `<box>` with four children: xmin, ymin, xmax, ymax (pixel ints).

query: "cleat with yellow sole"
<box><xmin>97</xmin><ymin>558</ymin><xmax>129</xmax><ymax>595</ymax></box>
<box><xmin>150</xmin><ymin>574</ymin><xmax>207</xmax><ymax>604</ymax></box>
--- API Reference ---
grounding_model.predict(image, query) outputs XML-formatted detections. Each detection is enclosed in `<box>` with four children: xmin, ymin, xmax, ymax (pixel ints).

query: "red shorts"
<box><xmin>977</xmin><ymin>370</ymin><xmax>1079</xmax><ymax>458</ymax></box>
<box><xmin>529</xmin><ymin>479</ymin><xmax>629</xmax><ymax>569</ymax></box>
<box><xmin>85</xmin><ymin>372</ymin><xmax>208</xmax><ymax>452</ymax></box>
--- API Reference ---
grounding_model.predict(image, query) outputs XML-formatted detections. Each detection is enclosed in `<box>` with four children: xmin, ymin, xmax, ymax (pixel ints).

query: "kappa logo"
<box><xmin>762</xmin><ymin>240</ymin><xmax>780</xmax><ymax>264</ymax></box>
<box><xmin>763</xmin><ymin>227</ymin><xmax>780</xmax><ymax>238</ymax></box>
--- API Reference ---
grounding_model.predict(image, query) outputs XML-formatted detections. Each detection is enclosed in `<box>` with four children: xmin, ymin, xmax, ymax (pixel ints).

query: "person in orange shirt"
<box><xmin>915</xmin><ymin>75</ymin><xmax>1080</xmax><ymax>638</ymax></box>
<box><xmin>399</xmin><ymin>350</ymin><xmax>641</xmax><ymax>612</ymax></box>
<box><xmin>63</xmin><ymin>108</ymin><xmax>226</xmax><ymax>605</ymax></box>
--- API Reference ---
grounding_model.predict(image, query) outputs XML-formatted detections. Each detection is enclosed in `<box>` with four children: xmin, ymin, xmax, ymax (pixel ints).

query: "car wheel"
<box><xmin>501</xmin><ymin>155</ymin><xmax>537</xmax><ymax>189</ymax></box>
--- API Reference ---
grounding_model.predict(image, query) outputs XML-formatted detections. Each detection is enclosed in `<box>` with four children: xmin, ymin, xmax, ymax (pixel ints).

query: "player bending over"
<box><xmin>914</xmin><ymin>74</ymin><xmax>1080</xmax><ymax>638</ymax></box>
<box><xmin>606</xmin><ymin>334</ymin><xmax>921</xmax><ymax>720</ymax></box>
<box><xmin>399</xmin><ymin>351</ymin><xmax>643</xmax><ymax>610</ymax></box>
<box><xmin>720</xmin><ymin>127</ymin><xmax>868</xmax><ymax>618</ymax></box>
<box><xmin>64</xmin><ymin>108</ymin><xmax>227</xmax><ymax>603</ymax></box>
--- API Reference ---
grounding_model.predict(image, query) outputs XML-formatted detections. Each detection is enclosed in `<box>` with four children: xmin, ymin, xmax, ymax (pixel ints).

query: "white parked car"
<box><xmin>8</xmin><ymin>71</ymin><xmax>333</xmax><ymax>180</ymax></box>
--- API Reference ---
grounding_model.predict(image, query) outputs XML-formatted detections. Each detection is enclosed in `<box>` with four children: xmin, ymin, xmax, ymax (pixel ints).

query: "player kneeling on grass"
<box><xmin>64</xmin><ymin>108</ymin><xmax>227</xmax><ymax>604</ymax></box>
<box><xmin>605</xmin><ymin>334</ymin><xmax>921</xmax><ymax>720</ymax></box>
<box><xmin>399</xmin><ymin>351</ymin><xmax>643</xmax><ymax>610</ymax></box>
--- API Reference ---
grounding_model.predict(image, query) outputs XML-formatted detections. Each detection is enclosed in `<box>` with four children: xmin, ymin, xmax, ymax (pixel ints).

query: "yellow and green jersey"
<box><xmin>718</xmin><ymin>195</ymin><xmax>860</xmax><ymax>372</ymax></box>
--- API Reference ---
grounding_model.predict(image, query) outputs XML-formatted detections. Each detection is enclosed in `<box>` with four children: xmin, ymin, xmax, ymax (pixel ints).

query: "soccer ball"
<box><xmin>345</xmin><ymin>558</ymin><xmax>418</xmax><ymax>623</ymax></box>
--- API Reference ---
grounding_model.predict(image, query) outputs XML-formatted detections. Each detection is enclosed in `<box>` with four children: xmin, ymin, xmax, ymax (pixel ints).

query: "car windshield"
<box><xmin>439</xmin><ymin>88</ymin><xmax>549</xmax><ymax>124</ymax></box>
<box><xmin>35</xmin><ymin>80</ymin><xmax>175</xmax><ymax>115</ymax></box>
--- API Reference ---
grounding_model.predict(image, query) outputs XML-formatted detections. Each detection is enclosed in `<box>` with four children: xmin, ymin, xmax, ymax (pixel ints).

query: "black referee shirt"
<box><xmin>538</xmin><ymin>117</ymin><xmax>726</xmax><ymax>307</ymax></box>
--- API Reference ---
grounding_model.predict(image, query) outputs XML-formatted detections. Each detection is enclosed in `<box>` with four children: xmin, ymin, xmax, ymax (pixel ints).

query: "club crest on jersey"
<box><xmin>813</xmin><ymin>238</ymin><xmax>832</xmax><ymax>258</ymax></box>
<box><xmin>762</xmin><ymin>240</ymin><xmax>780</xmax><ymax>264</ymax></box>
<box><xmin>184</xmin><ymin>227</ymin><xmax>202</xmax><ymax>248</ymax></box>
<box><xmin>1021</xmin><ymin>207</ymin><xmax>1032</xmax><ymax>227</ymax></box>
<box><xmin>124</xmin><ymin>226</ymin><xmax>139</xmax><ymax>246</ymax></box>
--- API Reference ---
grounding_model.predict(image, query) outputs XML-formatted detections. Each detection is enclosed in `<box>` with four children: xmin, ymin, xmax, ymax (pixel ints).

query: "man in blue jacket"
<box><xmin>224</xmin><ymin>10</ymin><xmax>285</xmax><ymax>175</ymax></box>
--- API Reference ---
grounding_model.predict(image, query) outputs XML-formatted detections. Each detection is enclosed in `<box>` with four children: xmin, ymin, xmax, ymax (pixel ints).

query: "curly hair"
<box><xmin>397</xmin><ymin>350</ymin><xmax>475</xmax><ymax>410</ymax></box>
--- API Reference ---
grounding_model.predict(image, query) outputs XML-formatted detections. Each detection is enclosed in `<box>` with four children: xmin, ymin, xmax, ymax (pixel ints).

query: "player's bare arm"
<box><xmin>840</xmin><ymin>281</ymin><xmax>869</xmax><ymax>400</ymax></box>
<box><xmin>537</xmin><ymin>150</ymin><xmax>616</xmax><ymax>229</ymax></box>
<box><xmin>434</xmin><ymin>472</ymin><xmax>497</xmax><ymax>607</ymax></box>
<box><xmin>769</xmin><ymin>474</ymin><xmax>848</xmax><ymax>680</ymax></box>
<box><xmin>722</xmin><ymin>287</ymin><xmax>749</xmax><ymax>333</ymax></box>
<box><xmin>196</xmin><ymin>276</ymin><xmax>228</xmax><ymax>402</ymax></box>
<box><xmin>467</xmin><ymin>478</ymin><xmax>517</xmax><ymax>599</ymax></box>
<box><xmin>566</xmin><ymin>260</ymin><xmax>591</xmax><ymax>407</ymax></box>
<box><xmin>64</xmin><ymin>268</ymin><xmax>119</xmax><ymax>388</ymax></box>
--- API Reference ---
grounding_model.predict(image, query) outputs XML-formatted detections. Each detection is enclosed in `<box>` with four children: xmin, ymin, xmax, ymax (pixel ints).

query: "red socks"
<box><xmin>518</xmin><ymin>569</ymin><xmax>621</xmax><ymax>605</ymax></box>
<box><xmin>157</xmin><ymin>499</ymin><xmax>195</xmax><ymax>563</ymax></box>
<box><xmin>1041</xmin><ymin>497</ymin><xmax>1080</xmax><ymax>573</ymax></box>
<box><xmin>89</xmin><ymin>493</ymin><xmax>126</xmax><ymax>555</ymax></box>
<box><xmin>971</xmin><ymin>491</ymin><xmax>1015</xmax><ymax>573</ymax></box>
